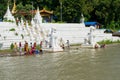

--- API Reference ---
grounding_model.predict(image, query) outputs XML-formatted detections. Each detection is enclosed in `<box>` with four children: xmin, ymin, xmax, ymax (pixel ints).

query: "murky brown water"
<box><xmin>0</xmin><ymin>44</ymin><xmax>120</xmax><ymax>80</ymax></box>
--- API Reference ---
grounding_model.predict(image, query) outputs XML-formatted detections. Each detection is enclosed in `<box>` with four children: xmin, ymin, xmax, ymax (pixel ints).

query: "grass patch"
<box><xmin>0</xmin><ymin>49</ymin><xmax>13</xmax><ymax>53</ymax></box>
<box><xmin>70</xmin><ymin>43</ymin><xmax>82</xmax><ymax>46</ymax></box>
<box><xmin>98</xmin><ymin>39</ymin><xmax>120</xmax><ymax>44</ymax></box>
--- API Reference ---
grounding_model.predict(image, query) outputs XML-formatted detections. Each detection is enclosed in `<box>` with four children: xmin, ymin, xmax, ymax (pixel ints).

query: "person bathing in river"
<box><xmin>29</xmin><ymin>42</ymin><xmax>34</xmax><ymax>55</ymax></box>
<box><xmin>30</xmin><ymin>42</ymin><xmax>32</xmax><ymax>49</ymax></box>
<box><xmin>61</xmin><ymin>43</ymin><xmax>65</xmax><ymax>50</ymax></box>
<box><xmin>24</xmin><ymin>41</ymin><xmax>29</xmax><ymax>55</ymax></box>
<box><xmin>14</xmin><ymin>42</ymin><xmax>18</xmax><ymax>52</ymax></box>
<box><xmin>94</xmin><ymin>43</ymin><xmax>106</xmax><ymax>49</ymax></box>
<box><xmin>66</xmin><ymin>40</ymin><xmax>70</xmax><ymax>49</ymax></box>
<box><xmin>100</xmin><ymin>44</ymin><xmax>106</xmax><ymax>48</ymax></box>
<box><xmin>39</xmin><ymin>41</ymin><xmax>43</xmax><ymax>53</ymax></box>
<box><xmin>33</xmin><ymin>42</ymin><xmax>36</xmax><ymax>49</ymax></box>
<box><xmin>19</xmin><ymin>42</ymin><xmax>22</xmax><ymax>55</ymax></box>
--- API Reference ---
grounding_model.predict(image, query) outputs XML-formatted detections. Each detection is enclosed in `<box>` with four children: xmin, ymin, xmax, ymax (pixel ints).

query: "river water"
<box><xmin>0</xmin><ymin>44</ymin><xmax>120</xmax><ymax>80</ymax></box>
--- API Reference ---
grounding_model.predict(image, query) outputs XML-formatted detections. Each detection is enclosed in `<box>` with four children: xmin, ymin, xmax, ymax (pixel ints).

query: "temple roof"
<box><xmin>40</xmin><ymin>8</ymin><xmax>53</xmax><ymax>14</ymax></box>
<box><xmin>30</xmin><ymin>8</ymin><xmax>53</xmax><ymax>15</ymax></box>
<box><xmin>11</xmin><ymin>1</ymin><xmax>53</xmax><ymax>17</ymax></box>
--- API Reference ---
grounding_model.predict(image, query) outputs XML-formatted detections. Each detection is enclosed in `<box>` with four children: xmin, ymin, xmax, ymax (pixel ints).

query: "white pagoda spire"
<box><xmin>34</xmin><ymin>7</ymin><xmax>42</xmax><ymax>24</ymax></box>
<box><xmin>4</xmin><ymin>5</ymin><xmax>15</xmax><ymax>22</ymax></box>
<box><xmin>80</xmin><ymin>13</ymin><xmax>84</xmax><ymax>23</ymax></box>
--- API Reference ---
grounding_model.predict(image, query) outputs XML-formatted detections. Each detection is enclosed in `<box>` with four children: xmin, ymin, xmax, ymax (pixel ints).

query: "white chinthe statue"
<box><xmin>49</xmin><ymin>28</ymin><xmax>63</xmax><ymax>52</ymax></box>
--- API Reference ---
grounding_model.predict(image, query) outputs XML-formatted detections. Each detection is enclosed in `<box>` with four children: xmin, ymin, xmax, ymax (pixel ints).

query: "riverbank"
<box><xmin>0</xmin><ymin>43</ymin><xmax>120</xmax><ymax>57</ymax></box>
<box><xmin>0</xmin><ymin>49</ymin><xmax>19</xmax><ymax>57</ymax></box>
<box><xmin>0</xmin><ymin>44</ymin><xmax>80</xmax><ymax>57</ymax></box>
<box><xmin>98</xmin><ymin>39</ymin><xmax>120</xmax><ymax>44</ymax></box>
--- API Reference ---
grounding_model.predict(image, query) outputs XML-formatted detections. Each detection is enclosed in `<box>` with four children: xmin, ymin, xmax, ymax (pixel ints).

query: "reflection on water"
<box><xmin>0</xmin><ymin>44</ymin><xmax>120</xmax><ymax>80</ymax></box>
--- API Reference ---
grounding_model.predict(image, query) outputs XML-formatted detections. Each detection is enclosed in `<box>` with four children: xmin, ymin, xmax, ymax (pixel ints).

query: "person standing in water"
<box><xmin>66</xmin><ymin>40</ymin><xmax>70</xmax><ymax>49</ymax></box>
<box><xmin>40</xmin><ymin>41</ymin><xmax>43</xmax><ymax>53</ymax></box>
<box><xmin>24</xmin><ymin>41</ymin><xmax>29</xmax><ymax>55</ymax></box>
<box><xmin>19</xmin><ymin>42</ymin><xmax>22</xmax><ymax>55</ymax></box>
<box><xmin>14</xmin><ymin>42</ymin><xmax>18</xmax><ymax>52</ymax></box>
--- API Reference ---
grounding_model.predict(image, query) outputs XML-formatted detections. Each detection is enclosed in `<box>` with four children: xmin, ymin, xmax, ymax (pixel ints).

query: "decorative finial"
<box><xmin>12</xmin><ymin>0</ymin><xmax>16</xmax><ymax>14</ymax></box>
<box><xmin>80</xmin><ymin>13</ymin><xmax>84</xmax><ymax>23</ymax></box>
<box><xmin>81</xmin><ymin>13</ymin><xmax>84</xmax><ymax>17</ymax></box>
<box><xmin>8</xmin><ymin>0</ymin><xmax>10</xmax><ymax>6</ymax></box>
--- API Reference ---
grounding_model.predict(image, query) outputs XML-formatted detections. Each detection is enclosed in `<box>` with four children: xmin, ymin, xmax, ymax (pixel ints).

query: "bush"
<box><xmin>3</xmin><ymin>18</ymin><xmax>14</xmax><ymax>23</ymax></box>
<box><xmin>15</xmin><ymin>32</ymin><xmax>18</xmax><ymax>36</ymax></box>
<box><xmin>10</xmin><ymin>43</ymin><xmax>14</xmax><ymax>50</ymax></box>
<box><xmin>21</xmin><ymin>34</ymin><xmax>24</xmax><ymax>39</ymax></box>
<box><xmin>9</xmin><ymin>28</ymin><xmax>15</xmax><ymax>31</ymax></box>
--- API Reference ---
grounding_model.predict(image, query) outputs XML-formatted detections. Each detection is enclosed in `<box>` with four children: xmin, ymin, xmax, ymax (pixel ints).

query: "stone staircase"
<box><xmin>0</xmin><ymin>22</ymin><xmax>119</xmax><ymax>50</ymax></box>
<box><xmin>0</xmin><ymin>22</ymin><xmax>32</xmax><ymax>49</ymax></box>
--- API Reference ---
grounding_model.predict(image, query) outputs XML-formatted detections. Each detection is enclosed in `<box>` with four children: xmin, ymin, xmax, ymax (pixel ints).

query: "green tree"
<box><xmin>15</xmin><ymin>2</ymin><xmax>34</xmax><ymax>20</ymax></box>
<box><xmin>0</xmin><ymin>0</ymin><xmax>120</xmax><ymax>30</ymax></box>
<box><xmin>0</xmin><ymin>0</ymin><xmax>8</xmax><ymax>19</ymax></box>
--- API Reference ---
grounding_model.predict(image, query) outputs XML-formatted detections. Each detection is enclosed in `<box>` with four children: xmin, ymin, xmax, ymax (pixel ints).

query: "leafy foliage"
<box><xmin>9</xmin><ymin>28</ymin><xmax>15</xmax><ymax>31</ymax></box>
<box><xmin>0</xmin><ymin>0</ymin><xmax>120</xmax><ymax>29</ymax></box>
<box><xmin>10</xmin><ymin>43</ymin><xmax>14</xmax><ymax>50</ymax></box>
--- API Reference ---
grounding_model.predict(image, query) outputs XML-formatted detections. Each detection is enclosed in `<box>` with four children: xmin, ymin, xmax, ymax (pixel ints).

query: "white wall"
<box><xmin>0</xmin><ymin>22</ymin><xmax>119</xmax><ymax>49</ymax></box>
